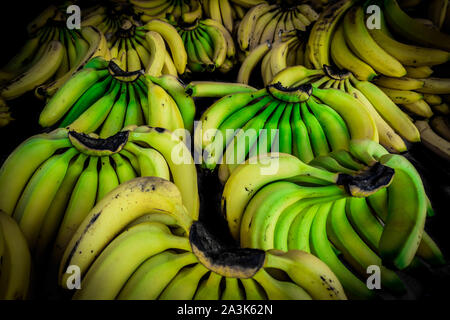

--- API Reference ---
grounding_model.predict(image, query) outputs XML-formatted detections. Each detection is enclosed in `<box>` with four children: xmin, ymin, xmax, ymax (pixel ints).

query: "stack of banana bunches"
<box><xmin>0</xmin><ymin>0</ymin><xmax>448</xmax><ymax>301</ymax></box>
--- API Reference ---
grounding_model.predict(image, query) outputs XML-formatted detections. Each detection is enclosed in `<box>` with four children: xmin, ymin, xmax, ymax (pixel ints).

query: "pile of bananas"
<box><xmin>0</xmin><ymin>210</ymin><xmax>31</xmax><ymax>300</ymax></box>
<box><xmin>0</xmin><ymin>126</ymin><xmax>199</xmax><ymax>269</ymax></box>
<box><xmin>0</xmin><ymin>5</ymin><xmax>109</xmax><ymax>101</ymax></box>
<box><xmin>221</xmin><ymin>142</ymin><xmax>444</xmax><ymax>299</ymax></box>
<box><xmin>39</xmin><ymin>57</ymin><xmax>195</xmax><ymax>137</ymax></box>
<box><xmin>57</xmin><ymin>176</ymin><xmax>347</xmax><ymax>300</ymax></box>
<box><xmin>173</xmin><ymin>18</ymin><xmax>236</xmax><ymax>73</ymax></box>
<box><xmin>306</xmin><ymin>0</ymin><xmax>450</xmax><ymax>121</ymax></box>
<box><xmin>196</xmin><ymin>73</ymin><xmax>377</xmax><ymax>180</ymax></box>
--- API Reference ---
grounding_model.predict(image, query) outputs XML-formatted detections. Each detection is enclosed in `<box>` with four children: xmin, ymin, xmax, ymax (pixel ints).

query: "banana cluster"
<box><xmin>131</xmin><ymin>0</ymin><xmax>202</xmax><ymax>23</ymax></box>
<box><xmin>307</xmin><ymin>0</ymin><xmax>450</xmax><ymax>121</ymax></box>
<box><xmin>237</xmin><ymin>1</ymin><xmax>319</xmax><ymax>54</ymax></box>
<box><xmin>57</xmin><ymin>176</ymin><xmax>346</xmax><ymax>300</ymax></box>
<box><xmin>0</xmin><ymin>210</ymin><xmax>31</xmax><ymax>300</ymax></box>
<box><xmin>196</xmin><ymin>75</ymin><xmax>377</xmax><ymax>180</ymax></box>
<box><xmin>0</xmin><ymin>127</ymin><xmax>199</xmax><ymax>268</ymax></box>
<box><xmin>108</xmin><ymin>19</ymin><xmax>188</xmax><ymax>76</ymax></box>
<box><xmin>273</xmin><ymin>65</ymin><xmax>424</xmax><ymax>153</ymax></box>
<box><xmin>221</xmin><ymin>142</ymin><xmax>444</xmax><ymax>299</ymax></box>
<box><xmin>0</xmin><ymin>5</ymin><xmax>110</xmax><ymax>100</ymax></box>
<box><xmin>39</xmin><ymin>57</ymin><xmax>196</xmax><ymax>137</ymax></box>
<box><xmin>173</xmin><ymin>18</ymin><xmax>236</xmax><ymax>73</ymax></box>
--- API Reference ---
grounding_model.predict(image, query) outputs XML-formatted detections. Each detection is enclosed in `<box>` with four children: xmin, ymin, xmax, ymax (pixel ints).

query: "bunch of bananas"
<box><xmin>39</xmin><ymin>57</ymin><xmax>196</xmax><ymax>137</ymax></box>
<box><xmin>0</xmin><ymin>126</ymin><xmax>199</xmax><ymax>268</ymax></box>
<box><xmin>130</xmin><ymin>0</ymin><xmax>203</xmax><ymax>23</ymax></box>
<box><xmin>202</xmin><ymin>0</ymin><xmax>254</xmax><ymax>33</ymax></box>
<box><xmin>0</xmin><ymin>5</ymin><xmax>109</xmax><ymax>100</ymax></box>
<box><xmin>81</xmin><ymin>3</ymin><xmax>138</xmax><ymax>40</ymax></box>
<box><xmin>306</xmin><ymin>0</ymin><xmax>450</xmax><ymax>120</ymax></box>
<box><xmin>173</xmin><ymin>18</ymin><xmax>236</xmax><ymax>73</ymax></box>
<box><xmin>196</xmin><ymin>74</ymin><xmax>378</xmax><ymax>181</ymax></box>
<box><xmin>237</xmin><ymin>1</ymin><xmax>319</xmax><ymax>55</ymax></box>
<box><xmin>273</xmin><ymin>65</ymin><xmax>423</xmax><ymax>153</ymax></box>
<box><xmin>221</xmin><ymin>142</ymin><xmax>444</xmax><ymax>299</ymax></box>
<box><xmin>57</xmin><ymin>176</ymin><xmax>346</xmax><ymax>300</ymax></box>
<box><xmin>108</xmin><ymin>19</ymin><xmax>188</xmax><ymax>76</ymax></box>
<box><xmin>416</xmin><ymin>115</ymin><xmax>450</xmax><ymax>161</ymax></box>
<box><xmin>0</xmin><ymin>210</ymin><xmax>31</xmax><ymax>300</ymax></box>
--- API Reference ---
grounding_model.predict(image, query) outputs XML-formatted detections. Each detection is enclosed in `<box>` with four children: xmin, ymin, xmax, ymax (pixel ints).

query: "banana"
<box><xmin>36</xmin><ymin>26</ymin><xmax>111</xmax><ymax>98</ymax></box>
<box><xmin>111</xmin><ymin>154</ymin><xmax>137</xmax><ymax>184</ymax></box>
<box><xmin>300</xmin><ymin>102</ymin><xmax>330</xmax><ymax>157</ymax></box>
<box><xmin>264</xmin><ymin>249</ymin><xmax>347</xmax><ymax>300</ymax></box>
<box><xmin>128</xmin><ymin>127</ymin><xmax>199</xmax><ymax>217</ymax></box>
<box><xmin>350</xmin><ymin>76</ymin><xmax>421</xmax><ymax>143</ymax></box>
<box><xmin>73</xmin><ymin>222</ymin><xmax>191</xmax><ymax>299</ymax></box>
<box><xmin>222</xmin><ymin>153</ymin><xmax>344</xmax><ymax>240</ymax></box>
<box><xmin>344</xmin><ymin>79</ymin><xmax>407</xmax><ymax>153</ymax></box>
<box><xmin>237</xmin><ymin>41</ymin><xmax>271</xmax><ymax>84</ymax></box>
<box><xmin>99</xmin><ymin>82</ymin><xmax>127</xmax><ymax>138</ymax></box>
<box><xmin>14</xmin><ymin>148</ymin><xmax>78</xmax><ymax>248</ymax></box>
<box><xmin>147</xmin><ymin>81</ymin><xmax>182</xmax><ymax>132</ymax></box>
<box><xmin>68</xmin><ymin>79</ymin><xmax>121</xmax><ymax>133</ymax></box>
<box><xmin>378</xmin><ymin>153</ymin><xmax>427</xmax><ymax>269</ymax></box>
<box><xmin>145</xmin><ymin>31</ymin><xmax>166</xmax><ymax>77</ymax></box>
<box><xmin>51</xmin><ymin>156</ymin><xmax>99</xmax><ymax>266</ymax></box>
<box><xmin>401</xmin><ymin>100</ymin><xmax>434</xmax><ymax>118</ymax></box>
<box><xmin>0</xmin><ymin>211</ymin><xmax>31</xmax><ymax>300</ymax></box>
<box><xmin>221</xmin><ymin>277</ymin><xmax>245</xmax><ymax>300</ymax></box>
<box><xmin>270</xmin><ymin>38</ymin><xmax>295</xmax><ymax>78</ymax></box>
<box><xmin>237</xmin><ymin>3</ymin><xmax>274</xmax><ymax>51</ymax></box>
<box><xmin>291</xmin><ymin>103</ymin><xmax>315</xmax><ymax>163</ymax></box>
<box><xmin>241</xmin><ymin>278</ymin><xmax>267</xmax><ymax>300</ymax></box>
<box><xmin>415</xmin><ymin>78</ymin><xmax>450</xmax><ymax>94</ymax></box>
<box><xmin>424</xmin><ymin>94</ymin><xmax>443</xmax><ymax>106</ymax></box>
<box><xmin>405</xmin><ymin>66</ymin><xmax>434</xmax><ymax>79</ymax></box>
<box><xmin>0</xmin><ymin>130</ymin><xmax>71</xmax><ymax>214</ymax></box>
<box><xmin>306</xmin><ymin>0</ymin><xmax>356</xmax><ymax>69</ymax></box>
<box><xmin>34</xmin><ymin>153</ymin><xmax>88</xmax><ymax>260</ymax></box>
<box><xmin>252</xmin><ymin>268</ymin><xmax>312</xmax><ymax>300</ymax></box>
<box><xmin>0</xmin><ymin>40</ymin><xmax>64</xmax><ymax>100</ymax></box>
<box><xmin>415</xmin><ymin>120</ymin><xmax>450</xmax><ymax>160</ymax></box>
<box><xmin>374</xmin><ymin>76</ymin><xmax>424</xmax><ymax>91</ymax></box>
<box><xmin>194</xmin><ymin>271</ymin><xmax>222</xmax><ymax>300</ymax></box>
<box><xmin>379</xmin><ymin>87</ymin><xmax>424</xmax><ymax>104</ymax></box>
<box><xmin>343</xmin><ymin>6</ymin><xmax>406</xmax><ymax>78</ymax></box>
<box><xmin>159</xmin><ymin>262</ymin><xmax>209</xmax><ymax>300</ymax></box>
<box><xmin>59</xmin><ymin>177</ymin><xmax>194</xmax><ymax>288</ymax></box>
<box><xmin>369</xmin><ymin>10</ymin><xmax>450</xmax><ymax>67</ymax></box>
<box><xmin>248</xmin><ymin>8</ymin><xmax>280</xmax><ymax>51</ymax></box>
<box><xmin>312</xmin><ymin>86</ymin><xmax>379</xmax><ymax>142</ymax></box>
<box><xmin>384</xmin><ymin>0</ymin><xmax>450</xmax><ymax>51</ymax></box>
<box><xmin>140</xmin><ymin>20</ymin><xmax>187</xmax><ymax>74</ymax></box>
<box><xmin>39</xmin><ymin>67</ymin><xmax>110</xmax><ymax>127</ymax></box>
<box><xmin>331</xmin><ymin>25</ymin><xmax>377</xmax><ymax>81</ymax></box>
<box><xmin>430</xmin><ymin>115</ymin><xmax>450</xmax><ymax>140</ymax></box>
<box><xmin>219</xmin><ymin>0</ymin><xmax>234</xmax><ymax>33</ymax></box>
<box><xmin>125</xmin><ymin>39</ymin><xmax>142</xmax><ymax>72</ymax></box>
<box><xmin>118</xmin><ymin>250</ymin><xmax>198</xmax><ymax>300</ymax></box>
<box><xmin>310</xmin><ymin>201</ymin><xmax>375</xmax><ymax>299</ymax></box>
<box><xmin>185</xmin><ymin>81</ymin><xmax>256</xmax><ymax>98</ymax></box>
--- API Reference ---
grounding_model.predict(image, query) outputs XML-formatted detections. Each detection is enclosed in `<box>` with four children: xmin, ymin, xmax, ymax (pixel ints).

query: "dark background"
<box><xmin>0</xmin><ymin>0</ymin><xmax>449</xmax><ymax>301</ymax></box>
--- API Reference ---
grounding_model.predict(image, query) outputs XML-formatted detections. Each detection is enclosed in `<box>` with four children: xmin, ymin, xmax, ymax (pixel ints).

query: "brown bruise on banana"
<box><xmin>107</xmin><ymin>60</ymin><xmax>144</xmax><ymax>79</ymax></box>
<box><xmin>267</xmin><ymin>82</ymin><xmax>312</xmax><ymax>103</ymax></box>
<box><xmin>337</xmin><ymin>162</ymin><xmax>395</xmax><ymax>197</ymax></box>
<box><xmin>189</xmin><ymin>221</ymin><xmax>266</xmax><ymax>279</ymax></box>
<box><xmin>68</xmin><ymin>130</ymin><xmax>130</xmax><ymax>156</ymax></box>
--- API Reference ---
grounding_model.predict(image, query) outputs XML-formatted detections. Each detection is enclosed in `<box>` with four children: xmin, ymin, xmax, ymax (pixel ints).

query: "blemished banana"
<box><xmin>343</xmin><ymin>6</ymin><xmax>406</xmax><ymax>78</ymax></box>
<box><xmin>237</xmin><ymin>3</ymin><xmax>275</xmax><ymax>51</ymax></box>
<box><xmin>0</xmin><ymin>210</ymin><xmax>31</xmax><ymax>300</ymax></box>
<box><xmin>59</xmin><ymin>177</ymin><xmax>194</xmax><ymax>287</ymax></box>
<box><xmin>306</xmin><ymin>0</ymin><xmax>356</xmax><ymax>69</ymax></box>
<box><xmin>0</xmin><ymin>41</ymin><xmax>64</xmax><ymax>100</ymax></box>
<box><xmin>73</xmin><ymin>222</ymin><xmax>192</xmax><ymax>299</ymax></box>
